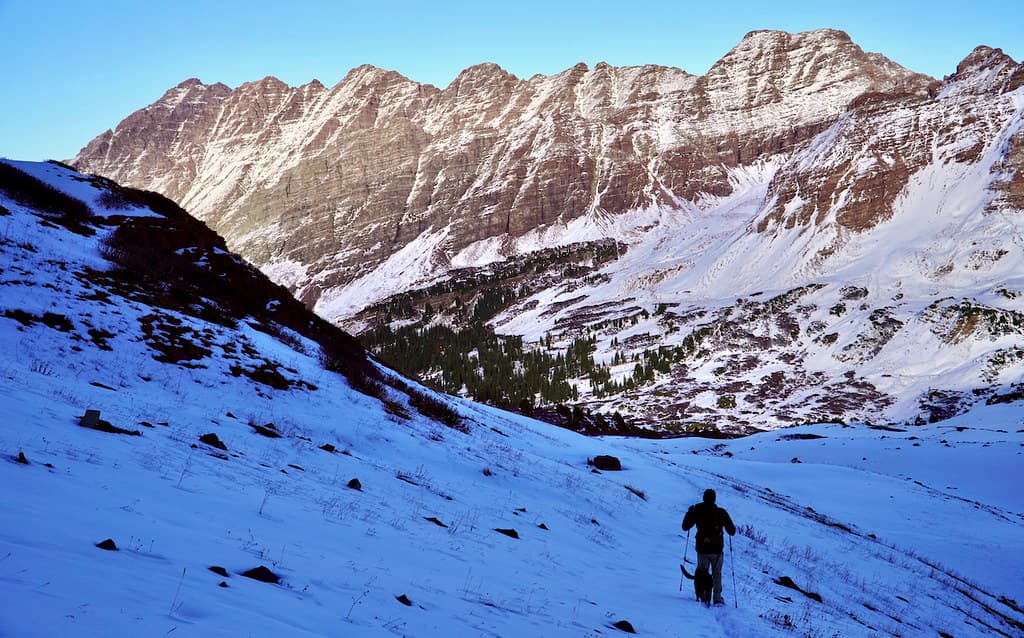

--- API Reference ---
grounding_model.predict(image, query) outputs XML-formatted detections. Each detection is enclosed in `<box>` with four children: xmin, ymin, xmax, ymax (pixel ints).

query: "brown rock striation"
<box><xmin>755</xmin><ymin>46</ymin><xmax>1024</xmax><ymax>240</ymax></box>
<box><xmin>73</xmin><ymin>29</ymin><xmax>936</xmax><ymax>314</ymax></box>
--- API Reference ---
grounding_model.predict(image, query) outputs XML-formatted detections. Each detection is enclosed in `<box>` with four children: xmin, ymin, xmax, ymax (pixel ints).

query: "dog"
<box><xmin>693</xmin><ymin>565</ymin><xmax>713</xmax><ymax>606</ymax></box>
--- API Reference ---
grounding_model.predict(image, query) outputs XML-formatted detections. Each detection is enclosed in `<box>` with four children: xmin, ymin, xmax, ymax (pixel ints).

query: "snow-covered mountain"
<box><xmin>2</xmin><ymin>160</ymin><xmax>1023</xmax><ymax>637</ymax></box>
<box><xmin>70</xmin><ymin>30</ymin><xmax>1024</xmax><ymax>431</ymax></box>
<box><xmin>72</xmin><ymin>29</ymin><xmax>934</xmax><ymax>311</ymax></box>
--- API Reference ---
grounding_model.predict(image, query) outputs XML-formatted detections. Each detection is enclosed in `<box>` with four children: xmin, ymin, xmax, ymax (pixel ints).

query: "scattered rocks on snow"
<box><xmin>249</xmin><ymin>422</ymin><xmax>280</xmax><ymax>438</ymax></box>
<box><xmin>199</xmin><ymin>432</ymin><xmax>227</xmax><ymax>450</ymax></box>
<box><xmin>319</xmin><ymin>443</ymin><xmax>336</xmax><ymax>453</ymax></box>
<box><xmin>80</xmin><ymin>409</ymin><xmax>101</xmax><ymax>429</ymax></box>
<box><xmin>589</xmin><ymin>455</ymin><xmax>622</xmax><ymax>471</ymax></box>
<box><xmin>218</xmin><ymin>581</ymin><xmax>229</xmax><ymax>588</ymax></box>
<box><xmin>538</xmin><ymin>523</ymin><xmax>549</xmax><ymax>530</ymax></box>
<box><xmin>347</xmin><ymin>478</ymin><xmax>362</xmax><ymax>491</ymax></box>
<box><xmin>494</xmin><ymin>528</ymin><xmax>519</xmax><ymax>539</ymax></box>
<box><xmin>773</xmin><ymin>575</ymin><xmax>822</xmax><ymax>602</ymax></box>
<box><xmin>424</xmin><ymin>516</ymin><xmax>449</xmax><ymax>528</ymax></box>
<box><xmin>208</xmin><ymin>566</ymin><xmax>229</xmax><ymax>577</ymax></box>
<box><xmin>395</xmin><ymin>594</ymin><xmax>412</xmax><ymax>606</ymax></box>
<box><xmin>613</xmin><ymin>619</ymin><xmax>637</xmax><ymax>633</ymax></box>
<box><xmin>241</xmin><ymin>565</ymin><xmax>280</xmax><ymax>584</ymax></box>
<box><xmin>79</xmin><ymin>409</ymin><xmax>141</xmax><ymax>436</ymax></box>
<box><xmin>95</xmin><ymin>538</ymin><xmax>118</xmax><ymax>551</ymax></box>
<box><xmin>778</xmin><ymin>433</ymin><xmax>827</xmax><ymax>441</ymax></box>
<box><xmin>15</xmin><ymin>451</ymin><xmax>29</xmax><ymax>464</ymax></box>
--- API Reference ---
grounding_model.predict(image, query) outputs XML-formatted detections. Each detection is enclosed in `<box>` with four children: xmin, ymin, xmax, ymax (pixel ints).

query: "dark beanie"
<box><xmin>703</xmin><ymin>489</ymin><xmax>716</xmax><ymax>504</ymax></box>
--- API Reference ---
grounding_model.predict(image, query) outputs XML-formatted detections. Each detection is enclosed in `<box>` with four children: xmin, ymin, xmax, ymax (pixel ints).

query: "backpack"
<box><xmin>696</xmin><ymin>521</ymin><xmax>724</xmax><ymax>552</ymax></box>
<box><xmin>691</xmin><ymin>503</ymin><xmax>726</xmax><ymax>553</ymax></box>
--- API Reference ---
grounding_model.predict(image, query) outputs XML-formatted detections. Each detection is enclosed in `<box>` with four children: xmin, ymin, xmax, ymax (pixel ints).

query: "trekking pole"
<box><xmin>729</xmin><ymin>534</ymin><xmax>738</xmax><ymax>608</ymax></box>
<box><xmin>679</xmin><ymin>529</ymin><xmax>690</xmax><ymax>592</ymax></box>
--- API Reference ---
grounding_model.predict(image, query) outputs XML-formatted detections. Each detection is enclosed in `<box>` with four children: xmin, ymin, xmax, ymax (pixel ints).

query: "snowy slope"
<box><xmin>1</xmin><ymin>161</ymin><xmax>1023</xmax><ymax>637</ymax></box>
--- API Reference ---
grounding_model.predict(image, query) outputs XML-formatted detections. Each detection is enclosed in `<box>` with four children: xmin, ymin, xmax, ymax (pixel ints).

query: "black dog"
<box><xmin>693</xmin><ymin>565</ymin><xmax>713</xmax><ymax>606</ymax></box>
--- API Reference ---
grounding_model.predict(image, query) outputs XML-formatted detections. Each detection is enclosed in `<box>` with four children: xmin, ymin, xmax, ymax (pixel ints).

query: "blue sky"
<box><xmin>1</xmin><ymin>0</ymin><xmax>1021</xmax><ymax>162</ymax></box>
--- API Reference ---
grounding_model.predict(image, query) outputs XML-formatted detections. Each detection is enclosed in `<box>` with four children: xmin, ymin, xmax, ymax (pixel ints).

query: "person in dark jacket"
<box><xmin>682</xmin><ymin>488</ymin><xmax>736</xmax><ymax>604</ymax></box>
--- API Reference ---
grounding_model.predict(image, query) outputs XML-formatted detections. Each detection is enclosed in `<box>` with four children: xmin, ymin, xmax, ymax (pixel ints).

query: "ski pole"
<box><xmin>729</xmin><ymin>534</ymin><xmax>737</xmax><ymax>608</ymax></box>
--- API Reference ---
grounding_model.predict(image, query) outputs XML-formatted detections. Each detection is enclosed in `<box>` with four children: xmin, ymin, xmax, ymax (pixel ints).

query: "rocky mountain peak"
<box><xmin>155</xmin><ymin>77</ymin><xmax>232</xmax><ymax>109</ymax></box>
<box><xmin>947</xmin><ymin>46</ymin><xmax>1024</xmax><ymax>95</ymax></box>
<box><xmin>245</xmin><ymin>75</ymin><xmax>290</xmax><ymax>91</ymax></box>
<box><xmin>335</xmin><ymin>64</ymin><xmax>425</xmax><ymax>92</ymax></box>
<box><xmin>174</xmin><ymin>77</ymin><xmax>207</xmax><ymax>89</ymax></box>
<box><xmin>444</xmin><ymin>62</ymin><xmax>520</xmax><ymax>96</ymax></box>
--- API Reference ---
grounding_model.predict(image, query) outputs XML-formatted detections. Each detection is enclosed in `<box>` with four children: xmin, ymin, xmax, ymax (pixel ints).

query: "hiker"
<box><xmin>682</xmin><ymin>488</ymin><xmax>736</xmax><ymax>605</ymax></box>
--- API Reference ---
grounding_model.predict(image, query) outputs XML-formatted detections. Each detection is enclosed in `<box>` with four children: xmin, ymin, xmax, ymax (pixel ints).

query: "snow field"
<box><xmin>1</xmin><ymin>160</ymin><xmax>1022</xmax><ymax>637</ymax></box>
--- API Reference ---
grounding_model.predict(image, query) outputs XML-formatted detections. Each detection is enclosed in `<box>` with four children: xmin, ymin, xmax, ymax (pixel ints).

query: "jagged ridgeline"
<box><xmin>71</xmin><ymin>30</ymin><xmax>1024</xmax><ymax>431</ymax></box>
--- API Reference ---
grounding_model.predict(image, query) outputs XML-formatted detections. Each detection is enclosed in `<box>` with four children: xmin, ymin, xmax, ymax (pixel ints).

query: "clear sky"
<box><xmin>2</xmin><ymin>0</ymin><xmax>1021</xmax><ymax>162</ymax></box>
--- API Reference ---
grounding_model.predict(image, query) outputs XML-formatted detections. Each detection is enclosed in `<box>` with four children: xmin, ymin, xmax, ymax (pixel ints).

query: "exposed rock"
<box><xmin>199</xmin><ymin>432</ymin><xmax>227</xmax><ymax>450</ymax></box>
<box><xmin>590</xmin><ymin>455</ymin><xmax>622</xmax><ymax>471</ymax></box>
<box><xmin>241</xmin><ymin>565</ymin><xmax>280</xmax><ymax>584</ymax></box>
<box><xmin>774</xmin><ymin>575</ymin><xmax>823</xmax><ymax>602</ymax></box>
<box><xmin>95</xmin><ymin>538</ymin><xmax>118</xmax><ymax>551</ymax></box>
<box><xmin>79</xmin><ymin>410</ymin><xmax>141</xmax><ymax>436</ymax></box>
